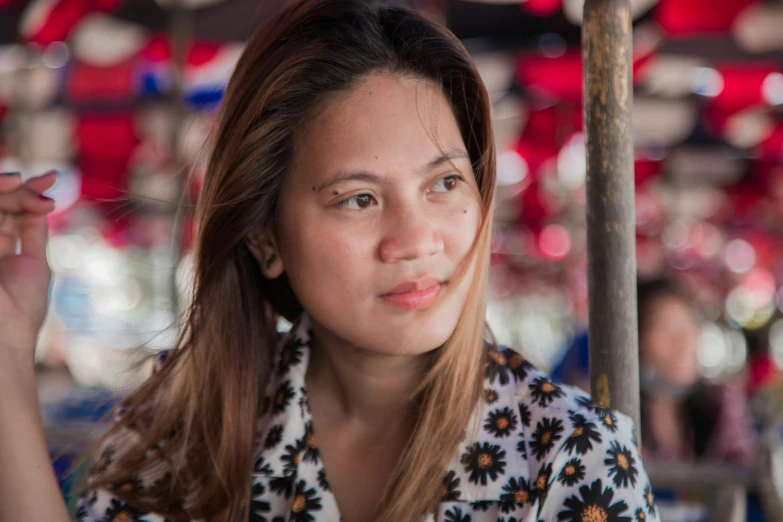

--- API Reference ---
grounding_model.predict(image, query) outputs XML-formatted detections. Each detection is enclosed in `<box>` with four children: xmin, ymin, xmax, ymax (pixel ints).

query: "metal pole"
<box><xmin>582</xmin><ymin>0</ymin><xmax>640</xmax><ymax>441</ymax></box>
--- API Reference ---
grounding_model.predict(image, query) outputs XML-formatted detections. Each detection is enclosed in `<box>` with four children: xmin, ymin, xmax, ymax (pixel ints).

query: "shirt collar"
<box><xmin>253</xmin><ymin>313</ymin><xmax>527</xmax><ymax>502</ymax></box>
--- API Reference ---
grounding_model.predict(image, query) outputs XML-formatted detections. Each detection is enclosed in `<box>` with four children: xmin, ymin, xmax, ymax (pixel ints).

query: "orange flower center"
<box><xmin>293</xmin><ymin>452</ymin><xmax>301</xmax><ymax>465</ymax></box>
<box><xmin>292</xmin><ymin>495</ymin><xmax>306</xmax><ymax>513</ymax></box>
<box><xmin>508</xmin><ymin>354</ymin><xmax>524</xmax><ymax>369</ymax></box>
<box><xmin>535</xmin><ymin>476</ymin><xmax>546</xmax><ymax>488</ymax></box>
<box><xmin>113</xmin><ymin>513</ymin><xmax>134</xmax><ymax>522</ymax></box>
<box><xmin>581</xmin><ymin>504</ymin><xmax>608</xmax><ymax>522</ymax></box>
<box><xmin>647</xmin><ymin>491</ymin><xmax>654</xmax><ymax>505</ymax></box>
<box><xmin>572</xmin><ymin>427</ymin><xmax>584</xmax><ymax>437</ymax></box>
<box><xmin>496</xmin><ymin>417</ymin><xmax>509</xmax><ymax>430</ymax></box>
<box><xmin>541</xmin><ymin>382</ymin><xmax>555</xmax><ymax>393</ymax></box>
<box><xmin>477</xmin><ymin>453</ymin><xmax>493</xmax><ymax>468</ymax></box>
<box><xmin>307</xmin><ymin>434</ymin><xmax>317</xmax><ymax>448</ymax></box>
<box><xmin>515</xmin><ymin>490</ymin><xmax>529</xmax><ymax>503</ymax></box>
<box><xmin>617</xmin><ymin>454</ymin><xmax>629</xmax><ymax>470</ymax></box>
<box><xmin>490</xmin><ymin>351</ymin><xmax>507</xmax><ymax>365</ymax></box>
<box><xmin>541</xmin><ymin>432</ymin><xmax>551</xmax><ymax>444</ymax></box>
<box><xmin>439</xmin><ymin>485</ymin><xmax>448</xmax><ymax>498</ymax></box>
<box><xmin>564</xmin><ymin>465</ymin><xmax>575</xmax><ymax>476</ymax></box>
<box><xmin>275</xmin><ymin>392</ymin><xmax>285</xmax><ymax>405</ymax></box>
<box><xmin>604</xmin><ymin>416</ymin><xmax>614</xmax><ymax>426</ymax></box>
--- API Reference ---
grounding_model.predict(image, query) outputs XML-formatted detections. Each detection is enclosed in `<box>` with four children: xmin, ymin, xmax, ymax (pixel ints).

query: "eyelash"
<box><xmin>337</xmin><ymin>174</ymin><xmax>465</xmax><ymax>210</ymax></box>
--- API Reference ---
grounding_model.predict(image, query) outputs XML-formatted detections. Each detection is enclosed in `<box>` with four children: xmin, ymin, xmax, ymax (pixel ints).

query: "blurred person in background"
<box><xmin>637</xmin><ymin>278</ymin><xmax>756</xmax><ymax>465</ymax></box>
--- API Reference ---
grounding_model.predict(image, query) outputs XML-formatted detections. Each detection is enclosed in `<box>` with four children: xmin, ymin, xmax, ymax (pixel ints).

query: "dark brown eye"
<box><xmin>340</xmin><ymin>193</ymin><xmax>375</xmax><ymax>209</ymax></box>
<box><xmin>432</xmin><ymin>175</ymin><xmax>461</xmax><ymax>193</ymax></box>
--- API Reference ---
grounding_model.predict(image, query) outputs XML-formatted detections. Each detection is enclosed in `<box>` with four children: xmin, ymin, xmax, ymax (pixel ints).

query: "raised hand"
<box><xmin>0</xmin><ymin>171</ymin><xmax>57</xmax><ymax>366</ymax></box>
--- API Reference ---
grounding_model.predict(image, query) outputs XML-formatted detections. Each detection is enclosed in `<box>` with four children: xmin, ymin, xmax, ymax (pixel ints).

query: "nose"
<box><xmin>379</xmin><ymin>202</ymin><xmax>444</xmax><ymax>263</ymax></box>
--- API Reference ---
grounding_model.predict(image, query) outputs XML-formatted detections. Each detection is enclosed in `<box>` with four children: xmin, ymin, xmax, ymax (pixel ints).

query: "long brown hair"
<box><xmin>75</xmin><ymin>1</ymin><xmax>497</xmax><ymax>521</ymax></box>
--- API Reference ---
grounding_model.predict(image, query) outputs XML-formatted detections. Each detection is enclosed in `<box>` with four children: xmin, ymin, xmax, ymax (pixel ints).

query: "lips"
<box><xmin>383</xmin><ymin>277</ymin><xmax>443</xmax><ymax>296</ymax></box>
<box><xmin>380</xmin><ymin>277</ymin><xmax>445</xmax><ymax>310</ymax></box>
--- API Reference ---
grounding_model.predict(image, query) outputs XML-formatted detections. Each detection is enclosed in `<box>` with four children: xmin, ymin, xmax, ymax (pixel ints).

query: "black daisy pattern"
<box><xmin>103</xmin><ymin>498</ymin><xmax>148</xmax><ymax>522</ymax></box>
<box><xmin>505</xmin><ymin>349</ymin><xmax>533</xmax><ymax>382</ymax></box>
<box><xmin>484</xmin><ymin>388</ymin><xmax>499</xmax><ymax>405</ymax></box>
<box><xmin>302</xmin><ymin>422</ymin><xmax>320</xmax><ymax>463</ymax></box>
<box><xmin>444</xmin><ymin>506</ymin><xmax>472</xmax><ymax>522</ymax></box>
<box><xmin>485</xmin><ymin>348</ymin><xmax>512</xmax><ymax>385</ymax></box>
<box><xmin>635</xmin><ymin>507</ymin><xmax>648</xmax><ymax>521</ymax></box>
<box><xmin>264</xmin><ymin>425</ymin><xmax>284</xmax><ymax>449</ymax></box>
<box><xmin>531</xmin><ymin>463</ymin><xmax>553</xmax><ymax>505</ymax></box>
<box><xmin>562</xmin><ymin>412</ymin><xmax>602</xmax><ymax>456</ymax></box>
<box><xmin>440</xmin><ymin>470</ymin><xmax>462</xmax><ymax>501</ymax></box>
<box><xmin>516</xmin><ymin>437</ymin><xmax>527</xmax><ymax>459</ymax></box>
<box><xmin>529</xmin><ymin>417</ymin><xmax>564</xmax><ymax>461</ymax></box>
<box><xmin>471</xmin><ymin>501</ymin><xmax>493</xmax><ymax>512</ymax></box>
<box><xmin>75</xmin><ymin>504</ymin><xmax>89</xmax><ymax>522</ymax></box>
<box><xmin>277</xmin><ymin>338</ymin><xmax>305</xmax><ymax>375</ymax></box>
<box><xmin>605</xmin><ymin>441</ymin><xmax>639</xmax><ymax>488</ymax></box>
<box><xmin>643</xmin><ymin>483</ymin><xmax>656</xmax><ymax>516</ymax></box>
<box><xmin>289</xmin><ymin>480</ymin><xmax>322</xmax><ymax>522</ymax></box>
<box><xmin>575</xmin><ymin>396</ymin><xmax>619</xmax><ymax>433</ymax></box>
<box><xmin>270</xmin><ymin>475</ymin><xmax>295</xmax><ymax>498</ymax></box>
<box><xmin>484</xmin><ymin>407</ymin><xmax>519</xmax><ymax>438</ymax></box>
<box><xmin>461</xmin><ymin>442</ymin><xmax>507</xmax><ymax>486</ymax></box>
<box><xmin>528</xmin><ymin>377</ymin><xmax>565</xmax><ymax>408</ymax></box>
<box><xmin>272</xmin><ymin>381</ymin><xmax>296</xmax><ymax>415</ymax></box>
<box><xmin>557</xmin><ymin>458</ymin><xmax>587</xmax><ymax>487</ymax></box>
<box><xmin>249</xmin><ymin>481</ymin><xmax>271</xmax><ymax>522</ymax></box>
<box><xmin>600</xmin><ymin>410</ymin><xmax>620</xmax><ymax>433</ymax></box>
<box><xmin>499</xmin><ymin>477</ymin><xmax>531</xmax><ymax>513</ymax></box>
<box><xmin>518</xmin><ymin>401</ymin><xmax>532</xmax><ymax>428</ymax></box>
<box><xmin>556</xmin><ymin>479</ymin><xmax>631</xmax><ymax>522</ymax></box>
<box><xmin>281</xmin><ymin>439</ymin><xmax>307</xmax><ymax>476</ymax></box>
<box><xmin>254</xmin><ymin>456</ymin><xmax>273</xmax><ymax>475</ymax></box>
<box><xmin>317</xmin><ymin>468</ymin><xmax>331</xmax><ymax>492</ymax></box>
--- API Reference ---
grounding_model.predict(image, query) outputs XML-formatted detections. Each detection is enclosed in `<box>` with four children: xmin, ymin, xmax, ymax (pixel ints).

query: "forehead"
<box><xmin>291</xmin><ymin>73</ymin><xmax>466</xmax><ymax>180</ymax></box>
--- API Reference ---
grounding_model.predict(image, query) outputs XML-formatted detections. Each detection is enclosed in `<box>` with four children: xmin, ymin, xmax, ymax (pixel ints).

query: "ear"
<box><xmin>247</xmin><ymin>229</ymin><xmax>285</xmax><ymax>279</ymax></box>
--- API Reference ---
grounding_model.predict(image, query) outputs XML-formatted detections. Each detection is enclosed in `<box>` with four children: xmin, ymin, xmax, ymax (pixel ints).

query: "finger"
<box><xmin>18</xmin><ymin>212</ymin><xmax>48</xmax><ymax>262</ymax></box>
<box><xmin>0</xmin><ymin>172</ymin><xmax>22</xmax><ymax>193</ymax></box>
<box><xmin>0</xmin><ymin>231</ymin><xmax>16</xmax><ymax>258</ymax></box>
<box><xmin>0</xmin><ymin>188</ymin><xmax>55</xmax><ymax>214</ymax></box>
<box><xmin>22</xmin><ymin>170</ymin><xmax>58</xmax><ymax>194</ymax></box>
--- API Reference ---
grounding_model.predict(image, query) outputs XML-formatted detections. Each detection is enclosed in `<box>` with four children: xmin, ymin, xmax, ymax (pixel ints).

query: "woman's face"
<box><xmin>640</xmin><ymin>295</ymin><xmax>703</xmax><ymax>387</ymax></box>
<box><xmin>270</xmin><ymin>72</ymin><xmax>482</xmax><ymax>356</ymax></box>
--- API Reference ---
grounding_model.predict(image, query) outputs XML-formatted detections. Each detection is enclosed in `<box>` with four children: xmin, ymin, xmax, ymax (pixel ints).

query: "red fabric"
<box><xmin>655</xmin><ymin>0</ymin><xmax>757</xmax><ymax>36</ymax></box>
<box><xmin>521</xmin><ymin>0</ymin><xmax>561</xmax><ymax>17</ymax></box>
<box><xmin>76</xmin><ymin>114</ymin><xmax>139</xmax><ymax>204</ymax></box>
<box><xmin>141</xmin><ymin>34</ymin><xmax>222</xmax><ymax>66</ymax></box>
<box><xmin>0</xmin><ymin>0</ymin><xmax>23</xmax><ymax>8</ymax></box>
<box><xmin>65</xmin><ymin>59</ymin><xmax>136</xmax><ymax>105</ymax></box>
<box><xmin>713</xmin><ymin>63</ymin><xmax>780</xmax><ymax>112</ymax></box>
<box><xmin>516</xmin><ymin>49</ymin><xmax>657</xmax><ymax>103</ymax></box>
<box><xmin>24</xmin><ymin>0</ymin><xmax>122</xmax><ymax>46</ymax></box>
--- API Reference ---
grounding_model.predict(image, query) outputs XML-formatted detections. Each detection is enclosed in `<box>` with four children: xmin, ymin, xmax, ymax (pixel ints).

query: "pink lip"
<box><xmin>381</xmin><ymin>278</ymin><xmax>444</xmax><ymax>310</ymax></box>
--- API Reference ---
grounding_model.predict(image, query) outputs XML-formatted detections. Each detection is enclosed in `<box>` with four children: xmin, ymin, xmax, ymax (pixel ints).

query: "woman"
<box><xmin>0</xmin><ymin>1</ymin><xmax>658</xmax><ymax>521</ymax></box>
<box><xmin>637</xmin><ymin>279</ymin><xmax>756</xmax><ymax>464</ymax></box>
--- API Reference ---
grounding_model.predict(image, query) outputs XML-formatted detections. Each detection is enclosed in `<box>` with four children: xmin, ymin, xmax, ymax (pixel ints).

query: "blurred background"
<box><xmin>1</xmin><ymin>0</ymin><xmax>782</xmax><ymax>520</ymax></box>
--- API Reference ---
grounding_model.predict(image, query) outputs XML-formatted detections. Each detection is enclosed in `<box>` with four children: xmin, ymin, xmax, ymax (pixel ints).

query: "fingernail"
<box><xmin>1</xmin><ymin>172</ymin><xmax>21</xmax><ymax>178</ymax></box>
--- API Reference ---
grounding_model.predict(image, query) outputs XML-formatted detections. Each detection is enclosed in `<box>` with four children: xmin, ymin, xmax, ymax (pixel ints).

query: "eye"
<box><xmin>339</xmin><ymin>193</ymin><xmax>376</xmax><ymax>210</ymax></box>
<box><xmin>431</xmin><ymin>175</ymin><xmax>463</xmax><ymax>193</ymax></box>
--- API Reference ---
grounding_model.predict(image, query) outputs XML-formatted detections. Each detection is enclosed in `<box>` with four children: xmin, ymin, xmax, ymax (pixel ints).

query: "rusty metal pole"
<box><xmin>582</xmin><ymin>0</ymin><xmax>640</xmax><ymax>441</ymax></box>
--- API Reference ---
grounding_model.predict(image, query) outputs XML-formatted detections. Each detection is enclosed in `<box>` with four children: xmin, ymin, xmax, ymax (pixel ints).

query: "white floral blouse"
<box><xmin>76</xmin><ymin>314</ymin><xmax>660</xmax><ymax>522</ymax></box>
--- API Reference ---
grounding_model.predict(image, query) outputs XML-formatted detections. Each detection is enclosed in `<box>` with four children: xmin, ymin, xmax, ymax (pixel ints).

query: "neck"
<box><xmin>305</xmin><ymin>321</ymin><xmax>426</xmax><ymax>430</ymax></box>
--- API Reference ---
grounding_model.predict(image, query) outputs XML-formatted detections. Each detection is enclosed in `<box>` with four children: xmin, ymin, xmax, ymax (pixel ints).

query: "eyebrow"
<box><xmin>314</xmin><ymin>147</ymin><xmax>470</xmax><ymax>194</ymax></box>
